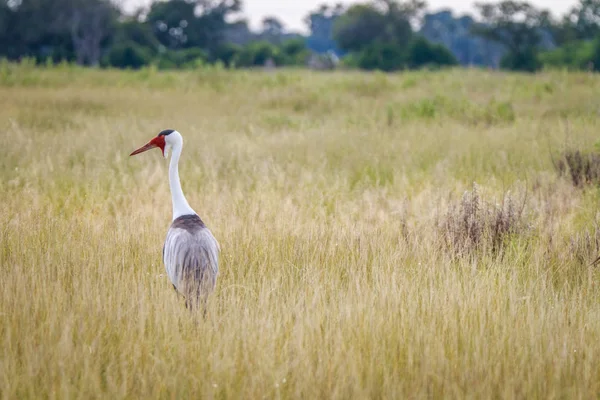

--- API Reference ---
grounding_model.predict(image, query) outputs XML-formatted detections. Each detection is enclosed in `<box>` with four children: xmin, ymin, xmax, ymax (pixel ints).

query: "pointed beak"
<box><xmin>130</xmin><ymin>142</ymin><xmax>157</xmax><ymax>156</ymax></box>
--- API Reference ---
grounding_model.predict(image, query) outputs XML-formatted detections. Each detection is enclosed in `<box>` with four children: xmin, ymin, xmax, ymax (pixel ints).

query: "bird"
<box><xmin>130</xmin><ymin>129</ymin><xmax>220</xmax><ymax>312</ymax></box>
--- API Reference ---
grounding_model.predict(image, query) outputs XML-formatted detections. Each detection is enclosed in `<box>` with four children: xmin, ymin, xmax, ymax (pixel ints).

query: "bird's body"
<box><xmin>163</xmin><ymin>214</ymin><xmax>219</xmax><ymax>307</ymax></box>
<box><xmin>131</xmin><ymin>129</ymin><xmax>219</xmax><ymax>310</ymax></box>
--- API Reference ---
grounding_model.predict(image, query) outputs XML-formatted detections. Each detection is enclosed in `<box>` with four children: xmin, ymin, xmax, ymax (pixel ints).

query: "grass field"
<box><xmin>2</xmin><ymin>63</ymin><xmax>600</xmax><ymax>398</ymax></box>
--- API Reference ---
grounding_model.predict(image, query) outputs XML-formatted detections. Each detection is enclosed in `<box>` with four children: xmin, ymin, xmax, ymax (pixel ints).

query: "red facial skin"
<box><xmin>130</xmin><ymin>135</ymin><xmax>166</xmax><ymax>157</ymax></box>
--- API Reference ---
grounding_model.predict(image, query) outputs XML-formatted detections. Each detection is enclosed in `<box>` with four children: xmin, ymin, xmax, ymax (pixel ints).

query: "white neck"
<box><xmin>169</xmin><ymin>139</ymin><xmax>196</xmax><ymax>221</ymax></box>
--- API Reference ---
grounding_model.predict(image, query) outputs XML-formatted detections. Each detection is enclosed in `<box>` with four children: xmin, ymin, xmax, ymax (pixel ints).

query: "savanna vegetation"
<box><xmin>6</xmin><ymin>0</ymin><xmax>600</xmax><ymax>73</ymax></box>
<box><xmin>1</xmin><ymin>63</ymin><xmax>600</xmax><ymax>398</ymax></box>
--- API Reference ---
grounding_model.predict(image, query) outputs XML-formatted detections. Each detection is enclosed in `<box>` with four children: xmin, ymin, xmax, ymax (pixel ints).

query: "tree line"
<box><xmin>1</xmin><ymin>0</ymin><xmax>599</xmax><ymax>72</ymax></box>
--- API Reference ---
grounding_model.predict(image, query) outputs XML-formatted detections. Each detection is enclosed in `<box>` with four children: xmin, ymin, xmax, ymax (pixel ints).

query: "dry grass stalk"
<box><xmin>2</xmin><ymin>67</ymin><xmax>600</xmax><ymax>398</ymax></box>
<box><xmin>556</xmin><ymin>149</ymin><xmax>600</xmax><ymax>187</ymax></box>
<box><xmin>440</xmin><ymin>184</ymin><xmax>528</xmax><ymax>257</ymax></box>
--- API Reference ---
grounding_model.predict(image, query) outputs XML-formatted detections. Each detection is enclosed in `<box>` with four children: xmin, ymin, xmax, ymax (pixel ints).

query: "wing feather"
<box><xmin>163</xmin><ymin>226</ymin><xmax>219</xmax><ymax>296</ymax></box>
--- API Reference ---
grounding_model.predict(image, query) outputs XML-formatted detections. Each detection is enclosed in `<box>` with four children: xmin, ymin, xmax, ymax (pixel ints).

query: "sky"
<box><xmin>126</xmin><ymin>0</ymin><xmax>578</xmax><ymax>34</ymax></box>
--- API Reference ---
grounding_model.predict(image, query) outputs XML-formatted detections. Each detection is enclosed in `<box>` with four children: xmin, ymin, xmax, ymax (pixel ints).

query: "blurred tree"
<box><xmin>104</xmin><ymin>41</ymin><xmax>153</xmax><ymax>69</ymax></box>
<box><xmin>472</xmin><ymin>1</ymin><xmax>550</xmax><ymax>71</ymax></box>
<box><xmin>539</xmin><ymin>31</ymin><xmax>600</xmax><ymax>71</ymax></box>
<box><xmin>346</xmin><ymin>36</ymin><xmax>458</xmax><ymax>71</ymax></box>
<box><xmin>420</xmin><ymin>10</ymin><xmax>505</xmax><ymax>67</ymax></box>
<box><xmin>408</xmin><ymin>36</ymin><xmax>458</xmax><ymax>68</ymax></box>
<box><xmin>590</xmin><ymin>35</ymin><xmax>600</xmax><ymax>69</ymax></box>
<box><xmin>565</xmin><ymin>0</ymin><xmax>600</xmax><ymax>40</ymax></box>
<box><xmin>334</xmin><ymin>4</ymin><xmax>390</xmax><ymax>52</ymax></box>
<box><xmin>158</xmin><ymin>47</ymin><xmax>208</xmax><ymax>69</ymax></box>
<box><xmin>331</xmin><ymin>0</ymin><xmax>461</xmax><ymax>72</ymax></box>
<box><xmin>0</xmin><ymin>2</ymin><xmax>17</xmax><ymax>58</ymax></box>
<box><xmin>112</xmin><ymin>19</ymin><xmax>161</xmax><ymax>54</ymax></box>
<box><xmin>333</xmin><ymin>0</ymin><xmax>425</xmax><ymax>53</ymax></box>
<box><xmin>351</xmin><ymin>42</ymin><xmax>408</xmax><ymax>71</ymax></box>
<box><xmin>258</xmin><ymin>16</ymin><xmax>286</xmax><ymax>44</ymax></box>
<box><xmin>305</xmin><ymin>3</ymin><xmax>344</xmax><ymax>54</ymax></box>
<box><xmin>233</xmin><ymin>41</ymin><xmax>282</xmax><ymax>67</ymax></box>
<box><xmin>63</xmin><ymin>0</ymin><xmax>118</xmax><ymax>65</ymax></box>
<box><xmin>211</xmin><ymin>42</ymin><xmax>242</xmax><ymax>66</ymax></box>
<box><xmin>197</xmin><ymin>0</ymin><xmax>243</xmax><ymax>53</ymax></box>
<box><xmin>536</xmin><ymin>0</ymin><xmax>600</xmax><ymax>46</ymax></box>
<box><xmin>0</xmin><ymin>0</ymin><xmax>65</xmax><ymax>59</ymax></box>
<box><xmin>280</xmin><ymin>38</ymin><xmax>309</xmax><ymax>65</ymax></box>
<box><xmin>146</xmin><ymin>0</ymin><xmax>195</xmax><ymax>49</ymax></box>
<box><xmin>146</xmin><ymin>0</ymin><xmax>242</xmax><ymax>55</ymax></box>
<box><xmin>261</xmin><ymin>16</ymin><xmax>284</xmax><ymax>37</ymax></box>
<box><xmin>0</xmin><ymin>0</ymin><xmax>117</xmax><ymax>65</ymax></box>
<box><xmin>537</xmin><ymin>0</ymin><xmax>600</xmax><ymax>70</ymax></box>
<box><xmin>222</xmin><ymin>19</ymin><xmax>252</xmax><ymax>45</ymax></box>
<box><xmin>224</xmin><ymin>38</ymin><xmax>308</xmax><ymax>68</ymax></box>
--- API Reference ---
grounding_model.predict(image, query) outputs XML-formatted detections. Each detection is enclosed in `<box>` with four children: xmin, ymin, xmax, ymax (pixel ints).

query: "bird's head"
<box><xmin>130</xmin><ymin>129</ymin><xmax>181</xmax><ymax>159</ymax></box>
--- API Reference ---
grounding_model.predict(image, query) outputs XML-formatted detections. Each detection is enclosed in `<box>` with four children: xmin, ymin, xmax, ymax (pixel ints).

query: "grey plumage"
<box><xmin>163</xmin><ymin>214</ymin><xmax>220</xmax><ymax>309</ymax></box>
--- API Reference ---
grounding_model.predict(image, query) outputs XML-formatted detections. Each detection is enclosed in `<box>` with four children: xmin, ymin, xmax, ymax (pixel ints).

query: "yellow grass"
<box><xmin>1</xmin><ymin>65</ymin><xmax>600</xmax><ymax>398</ymax></box>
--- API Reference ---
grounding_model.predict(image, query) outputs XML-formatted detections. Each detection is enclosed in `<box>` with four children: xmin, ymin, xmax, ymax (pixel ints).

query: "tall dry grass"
<box><xmin>1</xmin><ymin>64</ymin><xmax>600</xmax><ymax>398</ymax></box>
